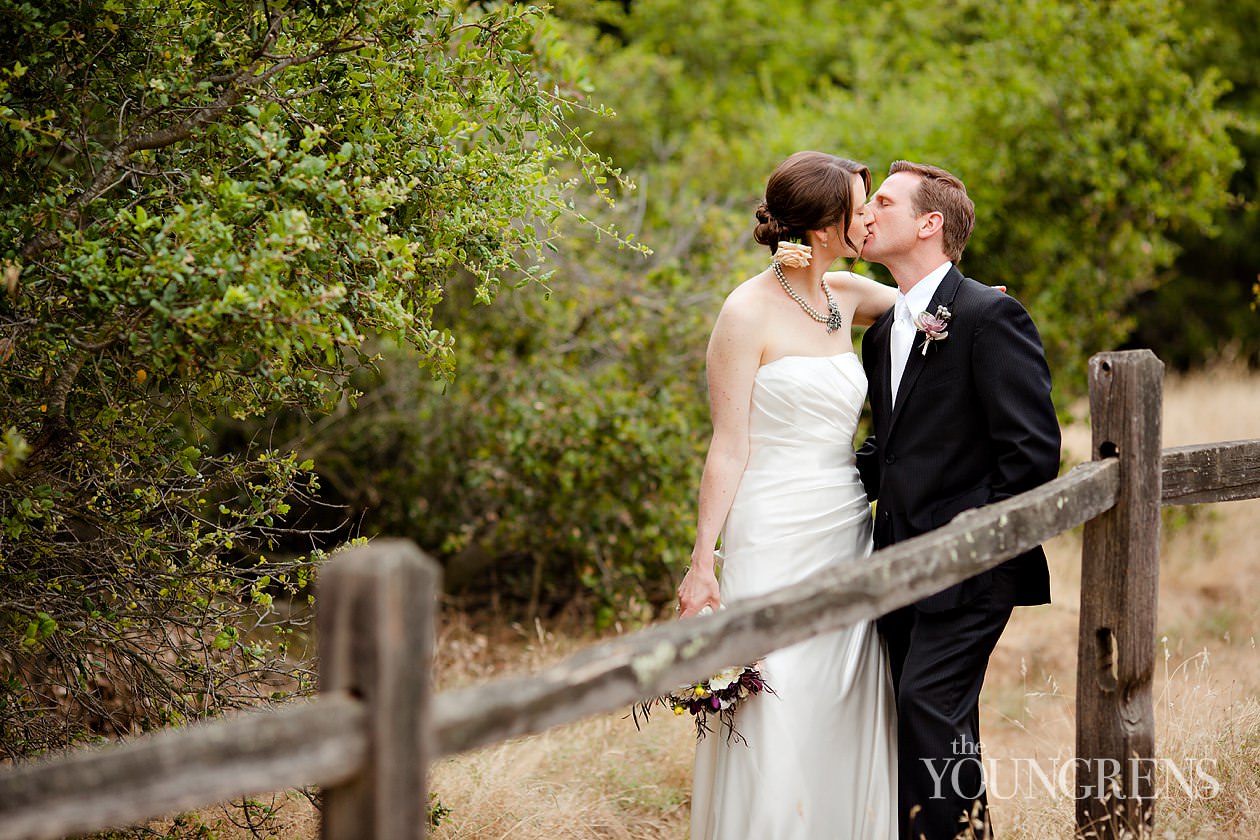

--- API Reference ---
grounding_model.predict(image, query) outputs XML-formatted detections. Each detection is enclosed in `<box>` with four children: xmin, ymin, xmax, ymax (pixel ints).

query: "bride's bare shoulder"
<box><xmin>709</xmin><ymin>272</ymin><xmax>777</xmax><ymax>345</ymax></box>
<box><xmin>722</xmin><ymin>269</ymin><xmax>778</xmax><ymax>311</ymax></box>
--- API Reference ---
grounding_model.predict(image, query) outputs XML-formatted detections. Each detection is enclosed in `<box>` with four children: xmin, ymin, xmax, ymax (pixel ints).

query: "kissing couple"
<box><xmin>676</xmin><ymin>152</ymin><xmax>1061</xmax><ymax>839</ymax></box>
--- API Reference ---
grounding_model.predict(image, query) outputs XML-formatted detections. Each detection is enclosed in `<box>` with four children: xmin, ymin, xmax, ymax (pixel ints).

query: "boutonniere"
<box><xmin>913</xmin><ymin>305</ymin><xmax>952</xmax><ymax>355</ymax></box>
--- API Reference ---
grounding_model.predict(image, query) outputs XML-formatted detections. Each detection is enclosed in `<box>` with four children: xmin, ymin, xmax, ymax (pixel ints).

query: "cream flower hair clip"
<box><xmin>773</xmin><ymin>241</ymin><xmax>812</xmax><ymax>269</ymax></box>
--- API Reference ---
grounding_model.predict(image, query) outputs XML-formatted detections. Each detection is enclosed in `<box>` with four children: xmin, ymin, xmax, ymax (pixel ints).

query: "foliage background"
<box><xmin>305</xmin><ymin>0</ymin><xmax>1253</xmax><ymax>621</ymax></box>
<box><xmin>1</xmin><ymin>0</ymin><xmax>1257</xmax><ymax>765</ymax></box>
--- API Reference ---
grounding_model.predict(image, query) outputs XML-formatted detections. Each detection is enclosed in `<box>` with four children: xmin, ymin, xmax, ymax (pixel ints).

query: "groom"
<box><xmin>855</xmin><ymin>161</ymin><xmax>1061</xmax><ymax>839</ymax></box>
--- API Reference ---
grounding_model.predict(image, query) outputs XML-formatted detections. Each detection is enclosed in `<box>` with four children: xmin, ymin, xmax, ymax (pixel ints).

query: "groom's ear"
<box><xmin>917</xmin><ymin>211</ymin><xmax>944</xmax><ymax>240</ymax></box>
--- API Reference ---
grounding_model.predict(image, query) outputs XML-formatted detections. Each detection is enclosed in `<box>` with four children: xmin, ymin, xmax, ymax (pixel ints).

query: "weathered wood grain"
<box><xmin>319</xmin><ymin>540</ymin><xmax>440</xmax><ymax>840</ymax></box>
<box><xmin>1076</xmin><ymin>351</ymin><xmax>1163</xmax><ymax>838</ymax></box>
<box><xmin>0</xmin><ymin>692</ymin><xmax>366</xmax><ymax>840</ymax></box>
<box><xmin>431</xmin><ymin>458</ymin><xmax>1121</xmax><ymax>759</ymax></box>
<box><xmin>1162</xmin><ymin>439</ymin><xmax>1260</xmax><ymax>505</ymax></box>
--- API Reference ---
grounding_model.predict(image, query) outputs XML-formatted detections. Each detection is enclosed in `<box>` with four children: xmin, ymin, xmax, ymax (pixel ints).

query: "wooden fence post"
<box><xmin>318</xmin><ymin>540</ymin><xmax>440</xmax><ymax>840</ymax></box>
<box><xmin>1076</xmin><ymin>350</ymin><xmax>1163</xmax><ymax>838</ymax></box>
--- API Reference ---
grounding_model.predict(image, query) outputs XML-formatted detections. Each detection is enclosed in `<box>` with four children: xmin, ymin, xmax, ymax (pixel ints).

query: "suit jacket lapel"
<box><xmin>888</xmin><ymin>266</ymin><xmax>965</xmax><ymax>438</ymax></box>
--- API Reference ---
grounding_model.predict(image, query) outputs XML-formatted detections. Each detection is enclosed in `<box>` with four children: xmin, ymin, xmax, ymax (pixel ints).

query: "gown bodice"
<box><xmin>745</xmin><ymin>352</ymin><xmax>868</xmax><ymax>473</ymax></box>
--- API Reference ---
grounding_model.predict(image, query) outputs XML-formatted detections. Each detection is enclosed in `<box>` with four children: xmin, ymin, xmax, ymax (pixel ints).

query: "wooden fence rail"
<box><xmin>2</xmin><ymin>350</ymin><xmax>1259</xmax><ymax>840</ymax></box>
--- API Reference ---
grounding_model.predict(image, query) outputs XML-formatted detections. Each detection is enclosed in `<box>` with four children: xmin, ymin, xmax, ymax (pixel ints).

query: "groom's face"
<box><xmin>863</xmin><ymin>172</ymin><xmax>923</xmax><ymax>262</ymax></box>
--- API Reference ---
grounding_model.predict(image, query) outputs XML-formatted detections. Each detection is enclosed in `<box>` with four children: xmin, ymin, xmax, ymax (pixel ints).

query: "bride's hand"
<box><xmin>677</xmin><ymin>560</ymin><xmax>721</xmax><ymax>619</ymax></box>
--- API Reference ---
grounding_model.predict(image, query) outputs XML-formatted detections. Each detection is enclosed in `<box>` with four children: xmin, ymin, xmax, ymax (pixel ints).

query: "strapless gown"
<box><xmin>690</xmin><ymin>352</ymin><xmax>897</xmax><ymax>839</ymax></box>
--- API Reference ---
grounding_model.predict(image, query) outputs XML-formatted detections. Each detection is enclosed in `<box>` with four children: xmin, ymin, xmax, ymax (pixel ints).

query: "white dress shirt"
<box><xmin>890</xmin><ymin>261</ymin><xmax>953</xmax><ymax>403</ymax></box>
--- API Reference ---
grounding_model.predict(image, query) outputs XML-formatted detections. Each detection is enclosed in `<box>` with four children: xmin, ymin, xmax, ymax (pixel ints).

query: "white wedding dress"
<box><xmin>691</xmin><ymin>352</ymin><xmax>897</xmax><ymax>840</ymax></box>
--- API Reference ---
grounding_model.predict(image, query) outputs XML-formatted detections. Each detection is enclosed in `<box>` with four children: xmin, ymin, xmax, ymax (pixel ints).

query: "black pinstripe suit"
<box><xmin>856</xmin><ymin>265</ymin><xmax>1060</xmax><ymax>839</ymax></box>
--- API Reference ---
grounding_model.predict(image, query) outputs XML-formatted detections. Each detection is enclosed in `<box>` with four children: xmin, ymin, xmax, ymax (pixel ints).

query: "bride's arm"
<box><xmin>829</xmin><ymin>270</ymin><xmax>897</xmax><ymax>327</ymax></box>
<box><xmin>677</xmin><ymin>292</ymin><xmax>761</xmax><ymax>618</ymax></box>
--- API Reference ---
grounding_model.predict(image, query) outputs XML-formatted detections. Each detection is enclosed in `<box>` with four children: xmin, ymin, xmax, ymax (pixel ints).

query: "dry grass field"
<box><xmin>159</xmin><ymin>363</ymin><xmax>1260</xmax><ymax>839</ymax></box>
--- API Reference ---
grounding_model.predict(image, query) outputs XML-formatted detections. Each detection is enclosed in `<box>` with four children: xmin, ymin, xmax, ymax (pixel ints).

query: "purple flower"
<box><xmin>914</xmin><ymin>305</ymin><xmax>952</xmax><ymax>355</ymax></box>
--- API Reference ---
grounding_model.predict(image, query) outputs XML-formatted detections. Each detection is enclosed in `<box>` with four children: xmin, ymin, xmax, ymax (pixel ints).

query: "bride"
<box><xmin>676</xmin><ymin>151</ymin><xmax>899</xmax><ymax>839</ymax></box>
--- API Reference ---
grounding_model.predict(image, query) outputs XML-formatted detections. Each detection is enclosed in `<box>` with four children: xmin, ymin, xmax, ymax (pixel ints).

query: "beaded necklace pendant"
<box><xmin>773</xmin><ymin>260</ymin><xmax>843</xmax><ymax>334</ymax></box>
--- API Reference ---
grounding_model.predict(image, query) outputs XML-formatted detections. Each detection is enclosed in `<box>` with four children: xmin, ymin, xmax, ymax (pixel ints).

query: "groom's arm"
<box><xmin>855</xmin><ymin>323</ymin><xmax>886</xmax><ymax>502</ymax></box>
<box><xmin>856</xmin><ymin>435</ymin><xmax>881</xmax><ymax>501</ymax></box>
<box><xmin>972</xmin><ymin>293</ymin><xmax>1061</xmax><ymax>502</ymax></box>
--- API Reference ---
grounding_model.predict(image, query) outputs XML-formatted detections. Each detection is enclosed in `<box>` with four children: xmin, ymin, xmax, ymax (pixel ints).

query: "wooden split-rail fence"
<box><xmin>1</xmin><ymin>350</ymin><xmax>1258</xmax><ymax>839</ymax></box>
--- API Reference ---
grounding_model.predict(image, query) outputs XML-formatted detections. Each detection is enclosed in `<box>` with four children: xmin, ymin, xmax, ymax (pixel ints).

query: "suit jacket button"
<box><xmin>885</xmin><ymin>453</ymin><xmax>896</xmax><ymax>465</ymax></box>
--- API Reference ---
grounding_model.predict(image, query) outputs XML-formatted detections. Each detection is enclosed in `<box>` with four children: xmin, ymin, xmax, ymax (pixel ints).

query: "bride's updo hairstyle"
<box><xmin>753</xmin><ymin>151</ymin><xmax>871</xmax><ymax>256</ymax></box>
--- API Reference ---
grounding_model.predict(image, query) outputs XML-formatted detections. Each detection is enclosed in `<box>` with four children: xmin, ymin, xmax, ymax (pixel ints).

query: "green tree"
<box><xmin>0</xmin><ymin>0</ymin><xmax>625</xmax><ymax>755</ymax></box>
<box><xmin>1134</xmin><ymin>0</ymin><xmax>1260</xmax><ymax>367</ymax></box>
<box><xmin>538</xmin><ymin>0</ymin><xmax>1241</xmax><ymax>397</ymax></box>
<box><xmin>903</xmin><ymin>0</ymin><xmax>1240</xmax><ymax>389</ymax></box>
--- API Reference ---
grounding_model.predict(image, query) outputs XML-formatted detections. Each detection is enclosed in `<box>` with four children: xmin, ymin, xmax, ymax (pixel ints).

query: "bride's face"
<box><xmin>842</xmin><ymin>173</ymin><xmax>869</xmax><ymax>259</ymax></box>
<box><xmin>824</xmin><ymin>173</ymin><xmax>868</xmax><ymax>259</ymax></box>
<box><xmin>810</xmin><ymin>173</ymin><xmax>869</xmax><ymax>260</ymax></box>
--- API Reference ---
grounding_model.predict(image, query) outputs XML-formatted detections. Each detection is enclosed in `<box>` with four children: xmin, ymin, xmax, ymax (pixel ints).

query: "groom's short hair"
<box><xmin>889</xmin><ymin>161</ymin><xmax>975</xmax><ymax>262</ymax></box>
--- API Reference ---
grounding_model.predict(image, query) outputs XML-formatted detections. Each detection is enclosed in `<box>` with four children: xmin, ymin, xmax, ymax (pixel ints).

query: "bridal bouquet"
<box><xmin>632</xmin><ymin>663</ymin><xmax>774</xmax><ymax>744</ymax></box>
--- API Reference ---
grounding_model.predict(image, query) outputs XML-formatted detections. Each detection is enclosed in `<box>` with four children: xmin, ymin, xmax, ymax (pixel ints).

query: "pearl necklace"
<box><xmin>772</xmin><ymin>260</ymin><xmax>844</xmax><ymax>334</ymax></box>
